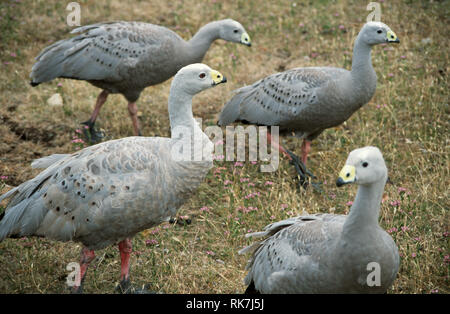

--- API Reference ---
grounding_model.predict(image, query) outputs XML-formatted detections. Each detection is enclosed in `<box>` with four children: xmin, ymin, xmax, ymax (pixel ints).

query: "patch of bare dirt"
<box><xmin>1</xmin><ymin>113</ymin><xmax>56</xmax><ymax>144</ymax></box>
<box><xmin>0</xmin><ymin>111</ymin><xmax>73</xmax><ymax>187</ymax></box>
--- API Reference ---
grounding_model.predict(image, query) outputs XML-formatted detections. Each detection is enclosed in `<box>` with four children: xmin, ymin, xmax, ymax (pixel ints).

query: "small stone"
<box><xmin>47</xmin><ymin>93</ymin><xmax>63</xmax><ymax>106</ymax></box>
<box><xmin>421</xmin><ymin>37</ymin><xmax>432</xmax><ymax>45</ymax></box>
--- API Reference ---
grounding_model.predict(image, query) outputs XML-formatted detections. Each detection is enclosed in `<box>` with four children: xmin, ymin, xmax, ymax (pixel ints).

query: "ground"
<box><xmin>0</xmin><ymin>0</ymin><xmax>448</xmax><ymax>293</ymax></box>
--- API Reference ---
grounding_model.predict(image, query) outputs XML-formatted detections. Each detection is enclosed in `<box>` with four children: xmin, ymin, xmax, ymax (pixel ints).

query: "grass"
<box><xmin>0</xmin><ymin>0</ymin><xmax>448</xmax><ymax>294</ymax></box>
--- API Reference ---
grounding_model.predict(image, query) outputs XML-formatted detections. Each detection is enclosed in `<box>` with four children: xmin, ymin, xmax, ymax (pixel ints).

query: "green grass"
<box><xmin>0</xmin><ymin>0</ymin><xmax>449</xmax><ymax>293</ymax></box>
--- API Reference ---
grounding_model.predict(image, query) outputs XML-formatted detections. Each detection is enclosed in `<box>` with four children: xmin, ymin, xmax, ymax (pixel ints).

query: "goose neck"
<box><xmin>342</xmin><ymin>179</ymin><xmax>385</xmax><ymax>238</ymax></box>
<box><xmin>351</xmin><ymin>36</ymin><xmax>374</xmax><ymax>72</ymax></box>
<box><xmin>186</xmin><ymin>22</ymin><xmax>220</xmax><ymax>62</ymax></box>
<box><xmin>168</xmin><ymin>88</ymin><xmax>196</xmax><ymax>133</ymax></box>
<box><xmin>349</xmin><ymin>36</ymin><xmax>377</xmax><ymax>103</ymax></box>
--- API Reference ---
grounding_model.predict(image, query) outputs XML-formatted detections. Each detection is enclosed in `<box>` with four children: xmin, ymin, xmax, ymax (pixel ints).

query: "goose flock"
<box><xmin>0</xmin><ymin>15</ymin><xmax>402</xmax><ymax>294</ymax></box>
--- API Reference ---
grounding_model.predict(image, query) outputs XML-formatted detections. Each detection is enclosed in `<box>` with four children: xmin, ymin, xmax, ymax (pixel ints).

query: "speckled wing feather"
<box><xmin>30</xmin><ymin>21</ymin><xmax>184</xmax><ymax>99</ymax></box>
<box><xmin>219</xmin><ymin>67</ymin><xmax>349</xmax><ymax>137</ymax></box>
<box><xmin>240</xmin><ymin>214</ymin><xmax>346</xmax><ymax>293</ymax></box>
<box><xmin>0</xmin><ymin>136</ymin><xmax>212</xmax><ymax>250</ymax></box>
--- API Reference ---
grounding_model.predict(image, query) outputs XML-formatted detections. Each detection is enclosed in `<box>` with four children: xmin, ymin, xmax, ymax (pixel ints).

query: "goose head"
<box><xmin>217</xmin><ymin>19</ymin><xmax>252</xmax><ymax>46</ymax></box>
<box><xmin>172</xmin><ymin>63</ymin><xmax>227</xmax><ymax>95</ymax></box>
<box><xmin>336</xmin><ymin>146</ymin><xmax>388</xmax><ymax>187</ymax></box>
<box><xmin>358</xmin><ymin>22</ymin><xmax>400</xmax><ymax>46</ymax></box>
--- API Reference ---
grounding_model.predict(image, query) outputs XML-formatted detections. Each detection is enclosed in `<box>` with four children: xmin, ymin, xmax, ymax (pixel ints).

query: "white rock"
<box><xmin>421</xmin><ymin>37</ymin><xmax>432</xmax><ymax>45</ymax></box>
<box><xmin>47</xmin><ymin>93</ymin><xmax>63</xmax><ymax>106</ymax></box>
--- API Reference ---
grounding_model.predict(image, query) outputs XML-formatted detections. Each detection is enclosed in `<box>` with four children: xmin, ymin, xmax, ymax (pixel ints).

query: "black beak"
<box><xmin>336</xmin><ymin>177</ymin><xmax>346</xmax><ymax>187</ymax></box>
<box><xmin>212</xmin><ymin>76</ymin><xmax>227</xmax><ymax>86</ymax></box>
<box><xmin>387</xmin><ymin>38</ymin><xmax>400</xmax><ymax>44</ymax></box>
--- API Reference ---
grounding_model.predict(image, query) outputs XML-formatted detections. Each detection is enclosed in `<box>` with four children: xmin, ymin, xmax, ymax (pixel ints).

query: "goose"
<box><xmin>218</xmin><ymin>22</ymin><xmax>399</xmax><ymax>186</ymax></box>
<box><xmin>239</xmin><ymin>146</ymin><xmax>399</xmax><ymax>293</ymax></box>
<box><xmin>30</xmin><ymin>19</ymin><xmax>250</xmax><ymax>142</ymax></box>
<box><xmin>0</xmin><ymin>63</ymin><xmax>227</xmax><ymax>293</ymax></box>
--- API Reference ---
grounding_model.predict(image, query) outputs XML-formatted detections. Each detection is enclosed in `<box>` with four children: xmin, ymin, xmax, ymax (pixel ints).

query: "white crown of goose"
<box><xmin>363</xmin><ymin>21</ymin><xmax>391</xmax><ymax>31</ymax></box>
<box><xmin>178</xmin><ymin>63</ymin><xmax>211</xmax><ymax>73</ymax></box>
<box><xmin>347</xmin><ymin>146</ymin><xmax>382</xmax><ymax>162</ymax></box>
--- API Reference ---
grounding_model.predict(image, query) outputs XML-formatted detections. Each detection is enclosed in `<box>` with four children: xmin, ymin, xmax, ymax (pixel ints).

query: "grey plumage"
<box><xmin>30</xmin><ymin>19</ymin><xmax>250</xmax><ymax>103</ymax></box>
<box><xmin>240</xmin><ymin>147</ymin><xmax>400</xmax><ymax>294</ymax></box>
<box><xmin>0</xmin><ymin>137</ymin><xmax>210</xmax><ymax>247</ymax></box>
<box><xmin>218</xmin><ymin>22</ymin><xmax>399</xmax><ymax>141</ymax></box>
<box><xmin>1</xmin><ymin>64</ymin><xmax>224</xmax><ymax>252</ymax></box>
<box><xmin>31</xmin><ymin>154</ymin><xmax>70</xmax><ymax>169</ymax></box>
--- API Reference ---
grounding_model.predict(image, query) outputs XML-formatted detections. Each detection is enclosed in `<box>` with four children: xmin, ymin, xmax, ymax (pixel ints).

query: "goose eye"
<box><xmin>362</xmin><ymin>162</ymin><xmax>369</xmax><ymax>168</ymax></box>
<box><xmin>233</xmin><ymin>29</ymin><xmax>239</xmax><ymax>33</ymax></box>
<box><xmin>377</xmin><ymin>29</ymin><xmax>382</xmax><ymax>34</ymax></box>
<box><xmin>199</xmin><ymin>73</ymin><xmax>206</xmax><ymax>79</ymax></box>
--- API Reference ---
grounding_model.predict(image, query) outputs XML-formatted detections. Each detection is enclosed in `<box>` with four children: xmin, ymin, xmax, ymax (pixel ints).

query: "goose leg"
<box><xmin>81</xmin><ymin>90</ymin><xmax>109</xmax><ymax>143</ymax></box>
<box><xmin>115</xmin><ymin>238</ymin><xmax>151</xmax><ymax>294</ymax></box>
<box><xmin>70</xmin><ymin>247</ymin><xmax>95</xmax><ymax>294</ymax></box>
<box><xmin>169</xmin><ymin>216</ymin><xmax>192</xmax><ymax>226</ymax></box>
<box><xmin>301</xmin><ymin>139</ymin><xmax>311</xmax><ymax>165</ymax></box>
<box><xmin>127</xmin><ymin>102</ymin><xmax>142</xmax><ymax>136</ymax></box>
<box><xmin>266</xmin><ymin>133</ymin><xmax>321</xmax><ymax>190</ymax></box>
<box><xmin>284</xmin><ymin>148</ymin><xmax>322</xmax><ymax>191</ymax></box>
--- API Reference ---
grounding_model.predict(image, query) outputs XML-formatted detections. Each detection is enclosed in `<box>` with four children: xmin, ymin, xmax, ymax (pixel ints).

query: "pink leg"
<box><xmin>127</xmin><ymin>102</ymin><xmax>141</xmax><ymax>136</ymax></box>
<box><xmin>267</xmin><ymin>132</ymin><xmax>292</xmax><ymax>161</ymax></box>
<box><xmin>267</xmin><ymin>133</ymin><xmax>317</xmax><ymax>189</ymax></box>
<box><xmin>116</xmin><ymin>238</ymin><xmax>151</xmax><ymax>293</ymax></box>
<box><xmin>301</xmin><ymin>140</ymin><xmax>312</xmax><ymax>165</ymax></box>
<box><xmin>118</xmin><ymin>238</ymin><xmax>133</xmax><ymax>282</ymax></box>
<box><xmin>72</xmin><ymin>247</ymin><xmax>95</xmax><ymax>293</ymax></box>
<box><xmin>88</xmin><ymin>90</ymin><xmax>109</xmax><ymax>123</ymax></box>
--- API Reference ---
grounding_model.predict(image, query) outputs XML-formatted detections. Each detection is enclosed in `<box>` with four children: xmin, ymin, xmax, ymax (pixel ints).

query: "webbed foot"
<box><xmin>285</xmin><ymin>149</ymin><xmax>322</xmax><ymax>192</ymax></box>
<box><xmin>115</xmin><ymin>278</ymin><xmax>154</xmax><ymax>294</ymax></box>
<box><xmin>81</xmin><ymin>120</ymin><xmax>105</xmax><ymax>144</ymax></box>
